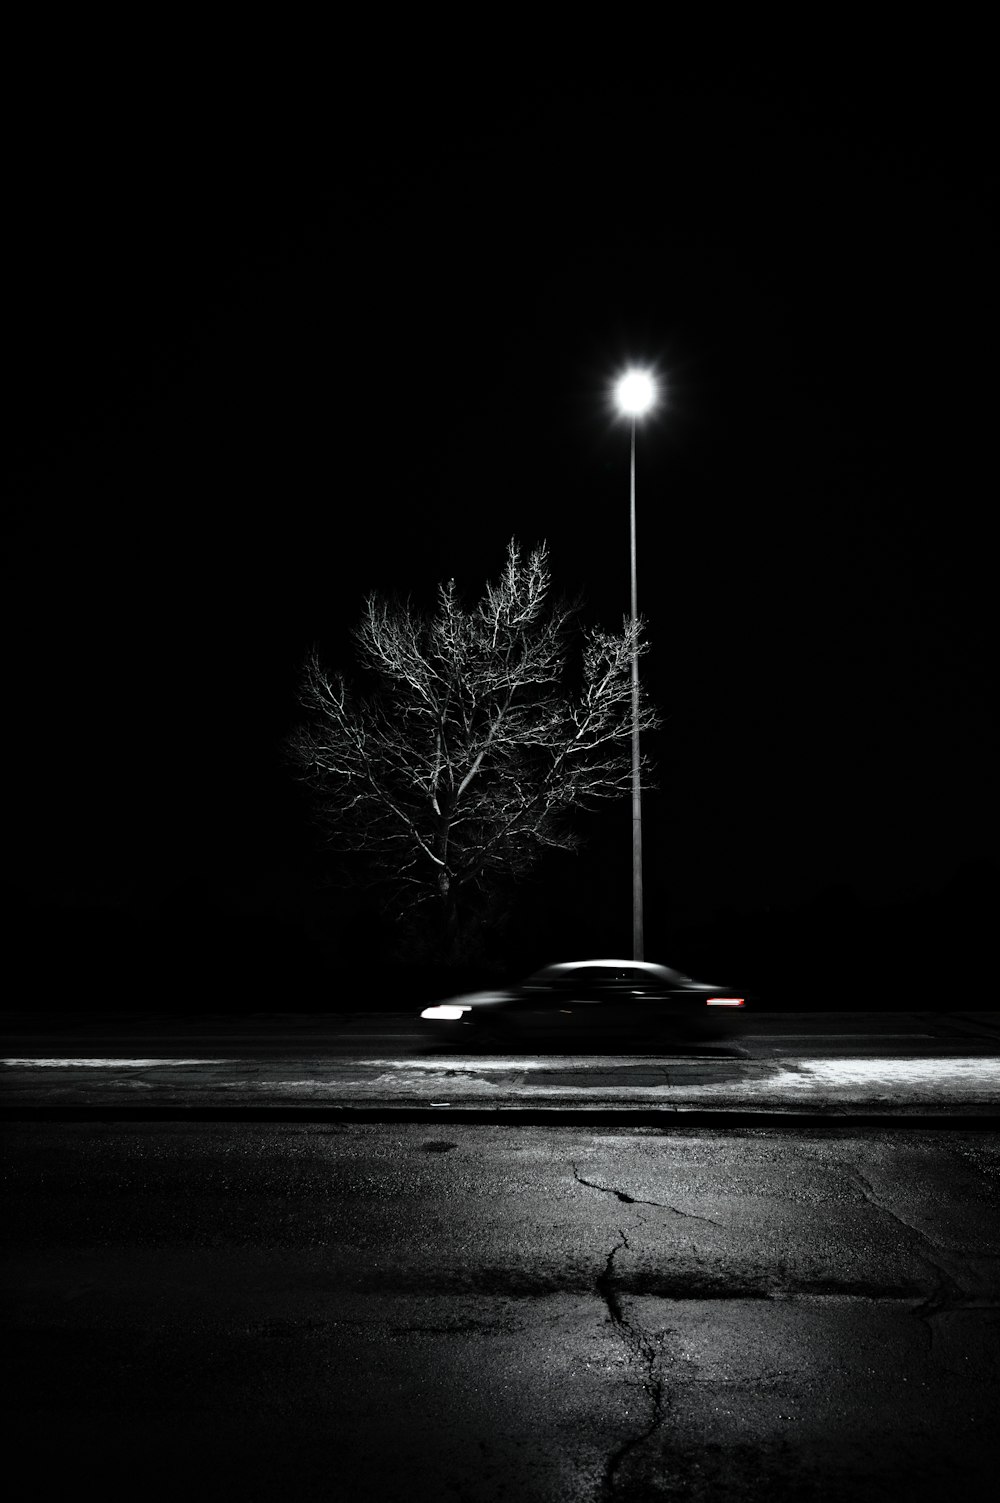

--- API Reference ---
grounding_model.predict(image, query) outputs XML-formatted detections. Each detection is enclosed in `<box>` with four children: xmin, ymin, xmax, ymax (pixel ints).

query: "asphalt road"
<box><xmin>6</xmin><ymin>1010</ymin><xmax>1000</xmax><ymax>1058</ymax></box>
<box><xmin>4</xmin><ymin>1120</ymin><xmax>1000</xmax><ymax>1501</ymax></box>
<box><xmin>4</xmin><ymin>1012</ymin><xmax>999</xmax><ymax>1116</ymax></box>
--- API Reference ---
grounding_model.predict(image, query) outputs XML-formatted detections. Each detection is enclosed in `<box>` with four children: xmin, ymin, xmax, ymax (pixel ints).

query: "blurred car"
<box><xmin>419</xmin><ymin>959</ymin><xmax>747</xmax><ymax>1046</ymax></box>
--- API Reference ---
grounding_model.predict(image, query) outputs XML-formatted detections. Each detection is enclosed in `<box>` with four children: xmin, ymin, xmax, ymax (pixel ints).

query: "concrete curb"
<box><xmin>3</xmin><ymin>1106</ymin><xmax>999</xmax><ymax>1129</ymax></box>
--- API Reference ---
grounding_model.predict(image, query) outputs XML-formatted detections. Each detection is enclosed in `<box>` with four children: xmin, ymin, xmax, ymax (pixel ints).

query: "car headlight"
<box><xmin>420</xmin><ymin>1005</ymin><xmax>472</xmax><ymax>1020</ymax></box>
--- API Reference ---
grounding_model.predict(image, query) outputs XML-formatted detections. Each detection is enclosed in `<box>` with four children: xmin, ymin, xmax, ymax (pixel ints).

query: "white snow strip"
<box><xmin>1</xmin><ymin>1058</ymin><xmax>235</xmax><ymax>1067</ymax></box>
<box><xmin>355</xmin><ymin>1055</ymin><xmax>997</xmax><ymax>1076</ymax></box>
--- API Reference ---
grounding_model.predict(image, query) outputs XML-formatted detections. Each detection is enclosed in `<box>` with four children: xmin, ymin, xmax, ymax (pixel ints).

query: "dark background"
<box><xmin>3</xmin><ymin>61</ymin><xmax>996</xmax><ymax>1009</ymax></box>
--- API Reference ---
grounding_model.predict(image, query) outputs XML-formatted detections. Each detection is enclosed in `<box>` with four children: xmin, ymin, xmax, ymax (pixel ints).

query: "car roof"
<box><xmin>535</xmin><ymin>959</ymin><xmax>684</xmax><ymax>979</ymax></box>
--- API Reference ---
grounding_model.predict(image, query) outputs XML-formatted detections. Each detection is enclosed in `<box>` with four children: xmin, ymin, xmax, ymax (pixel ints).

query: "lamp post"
<box><xmin>613</xmin><ymin>368</ymin><xmax>657</xmax><ymax>960</ymax></box>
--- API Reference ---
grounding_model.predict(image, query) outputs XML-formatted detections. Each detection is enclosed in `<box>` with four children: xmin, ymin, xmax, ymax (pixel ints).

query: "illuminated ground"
<box><xmin>3</xmin><ymin>1120</ymin><xmax>999</xmax><ymax>1501</ymax></box>
<box><xmin>3</xmin><ymin>1012</ymin><xmax>999</xmax><ymax>1114</ymax></box>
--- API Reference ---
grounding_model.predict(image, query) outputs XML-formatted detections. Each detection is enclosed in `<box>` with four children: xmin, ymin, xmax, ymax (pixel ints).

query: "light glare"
<box><xmin>614</xmin><ymin>369</ymin><xmax>657</xmax><ymax>416</ymax></box>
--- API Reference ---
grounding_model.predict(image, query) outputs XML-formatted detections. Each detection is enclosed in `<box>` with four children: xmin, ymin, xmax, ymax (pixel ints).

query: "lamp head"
<box><xmin>614</xmin><ymin>368</ymin><xmax>657</xmax><ymax>418</ymax></box>
<box><xmin>614</xmin><ymin>369</ymin><xmax>657</xmax><ymax>417</ymax></box>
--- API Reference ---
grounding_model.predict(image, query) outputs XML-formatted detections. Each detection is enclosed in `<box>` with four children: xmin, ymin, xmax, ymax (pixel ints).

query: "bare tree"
<box><xmin>285</xmin><ymin>540</ymin><xmax>660</xmax><ymax>961</ymax></box>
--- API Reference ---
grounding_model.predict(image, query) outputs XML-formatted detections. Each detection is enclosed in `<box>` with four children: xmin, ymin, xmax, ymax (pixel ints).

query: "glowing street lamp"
<box><xmin>613</xmin><ymin>367</ymin><xmax>659</xmax><ymax>960</ymax></box>
<box><xmin>614</xmin><ymin>369</ymin><xmax>657</xmax><ymax>420</ymax></box>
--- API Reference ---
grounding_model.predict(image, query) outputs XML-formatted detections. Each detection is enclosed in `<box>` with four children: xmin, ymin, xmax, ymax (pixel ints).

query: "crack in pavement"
<box><xmin>594</xmin><ymin>1227</ymin><xmax>668</xmax><ymax>1499</ymax></box>
<box><xmin>839</xmin><ymin>1161</ymin><xmax>999</xmax><ymax>1356</ymax></box>
<box><xmin>572</xmin><ymin>1163</ymin><xmax>723</xmax><ymax>1225</ymax></box>
<box><xmin>572</xmin><ymin>1161</ymin><xmax>721</xmax><ymax>1496</ymax></box>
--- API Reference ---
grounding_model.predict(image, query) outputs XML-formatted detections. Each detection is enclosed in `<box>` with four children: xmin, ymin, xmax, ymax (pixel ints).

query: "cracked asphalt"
<box><xmin>4</xmin><ymin>1121</ymin><xmax>1000</xmax><ymax>1500</ymax></box>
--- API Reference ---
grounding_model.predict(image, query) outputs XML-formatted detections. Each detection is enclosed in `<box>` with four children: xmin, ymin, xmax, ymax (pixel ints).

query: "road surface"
<box><xmin>4</xmin><ymin>1119</ymin><xmax>1000</xmax><ymax>1501</ymax></box>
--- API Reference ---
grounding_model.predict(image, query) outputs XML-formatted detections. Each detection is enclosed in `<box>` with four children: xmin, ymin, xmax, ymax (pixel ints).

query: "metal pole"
<box><xmin>630</xmin><ymin>417</ymin><xmax>644</xmax><ymax>960</ymax></box>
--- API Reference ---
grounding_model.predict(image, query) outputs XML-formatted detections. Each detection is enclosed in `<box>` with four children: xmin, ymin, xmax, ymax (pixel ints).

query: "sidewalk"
<box><xmin>3</xmin><ymin>1052</ymin><xmax>999</xmax><ymax>1118</ymax></box>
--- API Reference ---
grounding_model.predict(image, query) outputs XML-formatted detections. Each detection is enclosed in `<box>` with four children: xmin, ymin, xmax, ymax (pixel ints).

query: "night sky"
<box><xmin>4</xmin><ymin>69</ymin><xmax>996</xmax><ymax>995</ymax></box>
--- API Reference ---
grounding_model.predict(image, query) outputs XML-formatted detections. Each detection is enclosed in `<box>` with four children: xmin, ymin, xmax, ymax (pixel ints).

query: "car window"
<box><xmin>558</xmin><ymin>966</ymin><xmax>649</xmax><ymax>985</ymax></box>
<box><xmin>522</xmin><ymin>964</ymin><xmax>685</xmax><ymax>987</ymax></box>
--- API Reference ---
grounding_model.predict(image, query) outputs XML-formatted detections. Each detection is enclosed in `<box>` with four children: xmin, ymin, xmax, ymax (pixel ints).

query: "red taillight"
<box><xmin>706</xmin><ymin>998</ymin><xmax>744</xmax><ymax>1007</ymax></box>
